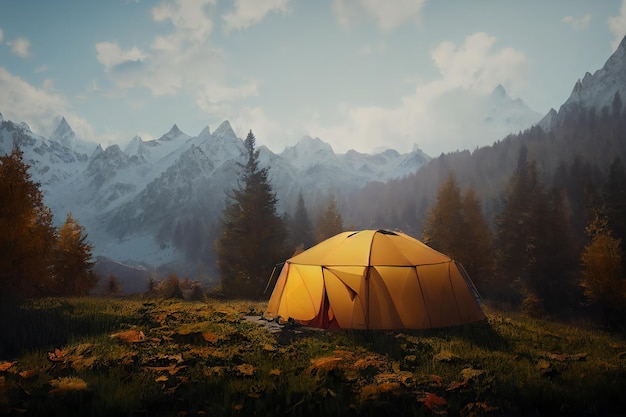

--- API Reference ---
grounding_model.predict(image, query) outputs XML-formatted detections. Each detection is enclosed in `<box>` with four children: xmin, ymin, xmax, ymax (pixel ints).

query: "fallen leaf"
<box><xmin>235</xmin><ymin>364</ymin><xmax>256</xmax><ymax>376</ymax></box>
<box><xmin>202</xmin><ymin>332</ymin><xmax>219</xmax><ymax>344</ymax></box>
<box><xmin>0</xmin><ymin>362</ymin><xmax>16</xmax><ymax>372</ymax></box>
<box><xmin>461</xmin><ymin>368</ymin><xmax>485</xmax><ymax>381</ymax></box>
<box><xmin>269</xmin><ymin>369</ymin><xmax>281</xmax><ymax>376</ymax></box>
<box><xmin>49</xmin><ymin>377</ymin><xmax>88</xmax><ymax>395</ymax></box>
<box><xmin>48</xmin><ymin>348</ymin><xmax>68</xmax><ymax>362</ymax></box>
<box><xmin>155</xmin><ymin>375</ymin><xmax>168</xmax><ymax>383</ymax></box>
<box><xmin>19</xmin><ymin>369</ymin><xmax>39</xmax><ymax>379</ymax></box>
<box><xmin>417</xmin><ymin>392</ymin><xmax>448</xmax><ymax>415</ymax></box>
<box><xmin>308</xmin><ymin>356</ymin><xmax>343</xmax><ymax>374</ymax></box>
<box><xmin>434</xmin><ymin>350</ymin><xmax>460</xmax><ymax>362</ymax></box>
<box><xmin>111</xmin><ymin>329</ymin><xmax>147</xmax><ymax>343</ymax></box>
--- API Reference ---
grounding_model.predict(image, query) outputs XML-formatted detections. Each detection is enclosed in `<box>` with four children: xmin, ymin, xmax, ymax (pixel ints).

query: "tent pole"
<box><xmin>263</xmin><ymin>263</ymin><xmax>282</xmax><ymax>295</ymax></box>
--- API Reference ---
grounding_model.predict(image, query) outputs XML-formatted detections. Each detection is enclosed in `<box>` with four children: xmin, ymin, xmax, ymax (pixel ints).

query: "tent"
<box><xmin>265</xmin><ymin>229</ymin><xmax>485</xmax><ymax>330</ymax></box>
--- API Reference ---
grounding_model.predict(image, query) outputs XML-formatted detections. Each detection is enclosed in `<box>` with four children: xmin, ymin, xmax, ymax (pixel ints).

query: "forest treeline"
<box><xmin>2</xmin><ymin>102</ymin><xmax>625</xmax><ymax>329</ymax></box>
<box><xmin>342</xmin><ymin>101</ymin><xmax>626</xmax><ymax>327</ymax></box>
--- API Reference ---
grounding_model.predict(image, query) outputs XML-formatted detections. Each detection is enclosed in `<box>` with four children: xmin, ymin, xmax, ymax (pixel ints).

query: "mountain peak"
<box><xmin>552</xmin><ymin>34</ymin><xmax>626</xmax><ymax>128</ymax></box>
<box><xmin>213</xmin><ymin>121</ymin><xmax>236</xmax><ymax>140</ymax></box>
<box><xmin>158</xmin><ymin>124</ymin><xmax>187</xmax><ymax>142</ymax></box>
<box><xmin>490</xmin><ymin>84</ymin><xmax>507</xmax><ymax>99</ymax></box>
<box><xmin>51</xmin><ymin>116</ymin><xmax>77</xmax><ymax>149</ymax></box>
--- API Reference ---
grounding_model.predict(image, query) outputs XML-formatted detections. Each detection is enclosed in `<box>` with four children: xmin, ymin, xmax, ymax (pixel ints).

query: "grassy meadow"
<box><xmin>0</xmin><ymin>297</ymin><xmax>625</xmax><ymax>416</ymax></box>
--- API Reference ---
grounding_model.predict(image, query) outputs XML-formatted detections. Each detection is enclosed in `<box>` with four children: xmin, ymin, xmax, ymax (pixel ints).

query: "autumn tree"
<box><xmin>580</xmin><ymin>212</ymin><xmax>625</xmax><ymax>327</ymax></box>
<box><xmin>423</xmin><ymin>174</ymin><xmax>493</xmax><ymax>289</ymax></box>
<box><xmin>215</xmin><ymin>130</ymin><xmax>287</xmax><ymax>299</ymax></box>
<box><xmin>0</xmin><ymin>147</ymin><xmax>56</xmax><ymax>298</ymax></box>
<box><xmin>53</xmin><ymin>213</ymin><xmax>98</xmax><ymax>296</ymax></box>
<box><xmin>314</xmin><ymin>195</ymin><xmax>344</xmax><ymax>243</ymax></box>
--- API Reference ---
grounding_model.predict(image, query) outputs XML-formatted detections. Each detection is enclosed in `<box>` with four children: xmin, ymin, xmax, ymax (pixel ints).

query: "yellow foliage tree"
<box><xmin>54</xmin><ymin>213</ymin><xmax>97</xmax><ymax>296</ymax></box>
<box><xmin>580</xmin><ymin>212</ymin><xmax>625</xmax><ymax>315</ymax></box>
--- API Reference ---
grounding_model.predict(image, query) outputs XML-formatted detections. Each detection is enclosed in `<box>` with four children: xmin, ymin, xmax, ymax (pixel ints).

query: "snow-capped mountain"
<box><xmin>0</xmin><ymin>114</ymin><xmax>431</xmax><ymax>283</ymax></box>
<box><xmin>540</xmin><ymin>36</ymin><xmax>626</xmax><ymax>131</ymax></box>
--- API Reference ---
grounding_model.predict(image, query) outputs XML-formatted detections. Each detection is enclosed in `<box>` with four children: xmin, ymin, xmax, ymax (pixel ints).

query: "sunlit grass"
<box><xmin>1</xmin><ymin>297</ymin><xmax>625</xmax><ymax>416</ymax></box>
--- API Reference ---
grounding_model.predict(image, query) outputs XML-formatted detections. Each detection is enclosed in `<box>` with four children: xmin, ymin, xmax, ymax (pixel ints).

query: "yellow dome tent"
<box><xmin>265</xmin><ymin>230</ymin><xmax>485</xmax><ymax>330</ymax></box>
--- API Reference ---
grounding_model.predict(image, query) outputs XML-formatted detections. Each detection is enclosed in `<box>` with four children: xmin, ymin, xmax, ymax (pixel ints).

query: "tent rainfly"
<box><xmin>265</xmin><ymin>229</ymin><xmax>485</xmax><ymax>330</ymax></box>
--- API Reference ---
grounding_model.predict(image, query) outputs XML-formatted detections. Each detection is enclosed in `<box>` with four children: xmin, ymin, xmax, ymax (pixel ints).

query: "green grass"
<box><xmin>1</xmin><ymin>298</ymin><xmax>625</xmax><ymax>416</ymax></box>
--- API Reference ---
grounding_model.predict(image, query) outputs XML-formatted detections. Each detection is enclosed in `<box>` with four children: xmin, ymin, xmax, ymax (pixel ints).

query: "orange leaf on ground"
<box><xmin>0</xmin><ymin>362</ymin><xmax>16</xmax><ymax>372</ymax></box>
<box><xmin>202</xmin><ymin>332</ymin><xmax>219</xmax><ymax>343</ymax></box>
<box><xmin>48</xmin><ymin>348</ymin><xmax>68</xmax><ymax>362</ymax></box>
<box><xmin>110</xmin><ymin>329</ymin><xmax>147</xmax><ymax>343</ymax></box>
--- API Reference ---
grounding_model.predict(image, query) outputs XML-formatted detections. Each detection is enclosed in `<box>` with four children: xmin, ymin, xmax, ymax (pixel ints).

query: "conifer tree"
<box><xmin>314</xmin><ymin>195</ymin><xmax>344</xmax><ymax>243</ymax></box>
<box><xmin>0</xmin><ymin>147</ymin><xmax>56</xmax><ymax>298</ymax></box>
<box><xmin>423</xmin><ymin>174</ymin><xmax>493</xmax><ymax>288</ymax></box>
<box><xmin>287</xmin><ymin>192</ymin><xmax>315</xmax><ymax>252</ymax></box>
<box><xmin>423</xmin><ymin>174</ymin><xmax>465</xmax><ymax>256</ymax></box>
<box><xmin>215</xmin><ymin>130</ymin><xmax>287</xmax><ymax>299</ymax></box>
<box><xmin>54</xmin><ymin>213</ymin><xmax>97</xmax><ymax>296</ymax></box>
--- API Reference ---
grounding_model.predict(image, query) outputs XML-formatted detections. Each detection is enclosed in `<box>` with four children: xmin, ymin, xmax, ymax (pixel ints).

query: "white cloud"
<box><xmin>95</xmin><ymin>0</ymin><xmax>259</xmax><ymax>118</ymax></box>
<box><xmin>152</xmin><ymin>0</ymin><xmax>216</xmax><ymax>42</ymax></box>
<box><xmin>95</xmin><ymin>42</ymin><xmax>148</xmax><ymax>69</ymax></box>
<box><xmin>563</xmin><ymin>13</ymin><xmax>592</xmax><ymax>30</ymax></box>
<box><xmin>222</xmin><ymin>0</ymin><xmax>290</xmax><ymax>32</ymax></box>
<box><xmin>0</xmin><ymin>67</ymin><xmax>100</xmax><ymax>144</ymax></box>
<box><xmin>7</xmin><ymin>38</ymin><xmax>31</xmax><ymax>58</ymax></box>
<box><xmin>304</xmin><ymin>33</ymin><xmax>531</xmax><ymax>155</ymax></box>
<box><xmin>230</xmin><ymin>106</ymin><xmax>285</xmax><ymax>151</ymax></box>
<box><xmin>332</xmin><ymin>0</ymin><xmax>425</xmax><ymax>32</ymax></box>
<box><xmin>609</xmin><ymin>0</ymin><xmax>626</xmax><ymax>50</ymax></box>
<box><xmin>431</xmin><ymin>32</ymin><xmax>529</xmax><ymax>95</ymax></box>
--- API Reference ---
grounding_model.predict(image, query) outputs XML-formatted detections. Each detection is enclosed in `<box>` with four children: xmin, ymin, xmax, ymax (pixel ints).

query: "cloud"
<box><xmin>563</xmin><ymin>13</ymin><xmax>592</xmax><ymax>30</ymax></box>
<box><xmin>95</xmin><ymin>0</ymin><xmax>259</xmax><ymax>119</ymax></box>
<box><xmin>96</xmin><ymin>42</ymin><xmax>148</xmax><ymax>69</ymax></box>
<box><xmin>7</xmin><ymin>38</ymin><xmax>31</xmax><ymax>58</ymax></box>
<box><xmin>222</xmin><ymin>0</ymin><xmax>290</xmax><ymax>32</ymax></box>
<box><xmin>332</xmin><ymin>0</ymin><xmax>425</xmax><ymax>32</ymax></box>
<box><xmin>152</xmin><ymin>0</ymin><xmax>216</xmax><ymax>42</ymax></box>
<box><xmin>304</xmin><ymin>33</ymin><xmax>532</xmax><ymax>155</ymax></box>
<box><xmin>609</xmin><ymin>0</ymin><xmax>626</xmax><ymax>50</ymax></box>
<box><xmin>0</xmin><ymin>67</ymin><xmax>100</xmax><ymax>144</ymax></box>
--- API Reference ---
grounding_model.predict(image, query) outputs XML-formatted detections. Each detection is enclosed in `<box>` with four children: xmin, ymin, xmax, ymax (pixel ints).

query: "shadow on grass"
<box><xmin>338</xmin><ymin>319</ymin><xmax>509</xmax><ymax>363</ymax></box>
<box><xmin>0</xmin><ymin>298</ymin><xmax>134</xmax><ymax>359</ymax></box>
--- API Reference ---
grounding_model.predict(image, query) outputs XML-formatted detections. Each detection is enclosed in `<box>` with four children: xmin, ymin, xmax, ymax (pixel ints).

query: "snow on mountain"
<box><xmin>1</xmin><ymin>114</ymin><xmax>432</xmax><ymax>282</ymax></box>
<box><xmin>1</xmin><ymin>75</ymin><xmax>547</xmax><ymax>285</ymax></box>
<box><xmin>540</xmin><ymin>35</ymin><xmax>626</xmax><ymax>130</ymax></box>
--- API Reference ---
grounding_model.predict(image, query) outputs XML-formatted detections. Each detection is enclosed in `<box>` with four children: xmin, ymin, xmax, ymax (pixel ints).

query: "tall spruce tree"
<box><xmin>0</xmin><ymin>147</ymin><xmax>56</xmax><ymax>298</ymax></box>
<box><xmin>423</xmin><ymin>174</ymin><xmax>493</xmax><ymax>289</ymax></box>
<box><xmin>314</xmin><ymin>195</ymin><xmax>344</xmax><ymax>243</ymax></box>
<box><xmin>215</xmin><ymin>130</ymin><xmax>287</xmax><ymax>299</ymax></box>
<box><xmin>288</xmin><ymin>192</ymin><xmax>315</xmax><ymax>252</ymax></box>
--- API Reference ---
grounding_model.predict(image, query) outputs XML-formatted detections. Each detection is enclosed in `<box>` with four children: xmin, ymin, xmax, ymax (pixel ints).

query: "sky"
<box><xmin>1</xmin><ymin>0</ymin><xmax>626</xmax><ymax>157</ymax></box>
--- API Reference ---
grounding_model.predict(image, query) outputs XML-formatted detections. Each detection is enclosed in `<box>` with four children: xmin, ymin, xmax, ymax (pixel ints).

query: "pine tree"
<box><xmin>422</xmin><ymin>173</ymin><xmax>465</xmax><ymax>257</ymax></box>
<box><xmin>423</xmin><ymin>174</ymin><xmax>493</xmax><ymax>289</ymax></box>
<box><xmin>314</xmin><ymin>195</ymin><xmax>344</xmax><ymax>243</ymax></box>
<box><xmin>215</xmin><ymin>130</ymin><xmax>287</xmax><ymax>299</ymax></box>
<box><xmin>54</xmin><ymin>213</ymin><xmax>98</xmax><ymax>296</ymax></box>
<box><xmin>0</xmin><ymin>147</ymin><xmax>56</xmax><ymax>298</ymax></box>
<box><xmin>287</xmin><ymin>192</ymin><xmax>315</xmax><ymax>252</ymax></box>
<box><xmin>459</xmin><ymin>187</ymin><xmax>494</xmax><ymax>288</ymax></box>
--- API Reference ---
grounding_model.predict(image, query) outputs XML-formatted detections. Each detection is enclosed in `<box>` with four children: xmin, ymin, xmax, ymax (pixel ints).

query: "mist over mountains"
<box><xmin>2</xmin><ymin>36</ymin><xmax>626</xmax><ymax>291</ymax></box>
